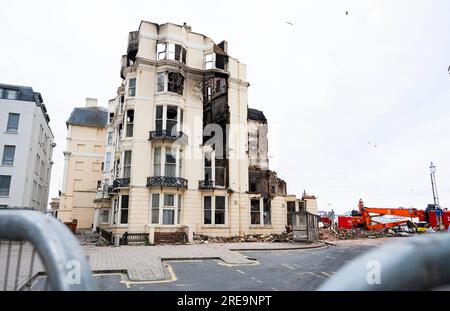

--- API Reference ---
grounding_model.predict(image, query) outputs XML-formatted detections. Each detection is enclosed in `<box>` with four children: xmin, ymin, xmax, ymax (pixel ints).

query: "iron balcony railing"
<box><xmin>148</xmin><ymin>130</ymin><xmax>188</xmax><ymax>143</ymax></box>
<box><xmin>112</xmin><ymin>177</ymin><xmax>130</xmax><ymax>189</ymax></box>
<box><xmin>95</xmin><ymin>185</ymin><xmax>112</xmax><ymax>200</ymax></box>
<box><xmin>198</xmin><ymin>179</ymin><xmax>226</xmax><ymax>190</ymax></box>
<box><xmin>146</xmin><ymin>176</ymin><xmax>188</xmax><ymax>189</ymax></box>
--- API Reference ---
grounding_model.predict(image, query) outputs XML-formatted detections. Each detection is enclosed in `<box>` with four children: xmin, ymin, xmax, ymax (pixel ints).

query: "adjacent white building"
<box><xmin>0</xmin><ymin>83</ymin><xmax>55</xmax><ymax>211</ymax></box>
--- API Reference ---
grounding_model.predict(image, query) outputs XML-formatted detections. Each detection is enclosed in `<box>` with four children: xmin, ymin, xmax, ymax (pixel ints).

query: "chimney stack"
<box><xmin>85</xmin><ymin>98</ymin><xmax>98</xmax><ymax>107</ymax></box>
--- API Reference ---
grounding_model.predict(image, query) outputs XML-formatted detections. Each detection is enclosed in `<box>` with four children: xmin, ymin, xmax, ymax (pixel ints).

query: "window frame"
<box><xmin>152</xmin><ymin>146</ymin><xmax>182</xmax><ymax>178</ymax></box>
<box><xmin>205</xmin><ymin>53</ymin><xmax>214</xmax><ymax>69</ymax></box>
<box><xmin>154</xmin><ymin>105</ymin><xmax>183</xmax><ymax>133</ymax></box>
<box><xmin>202</xmin><ymin>149</ymin><xmax>226</xmax><ymax>188</ymax></box>
<box><xmin>128</xmin><ymin>78</ymin><xmax>136</xmax><ymax>97</ymax></box>
<box><xmin>2</xmin><ymin>145</ymin><xmax>16</xmax><ymax>166</ymax></box>
<box><xmin>249</xmin><ymin>197</ymin><xmax>272</xmax><ymax>227</ymax></box>
<box><xmin>0</xmin><ymin>175</ymin><xmax>12</xmax><ymax>197</ymax></box>
<box><xmin>101</xmin><ymin>208</ymin><xmax>111</xmax><ymax>224</ymax></box>
<box><xmin>156</xmin><ymin>42</ymin><xmax>186</xmax><ymax>63</ymax></box>
<box><xmin>125</xmin><ymin>109</ymin><xmax>134</xmax><ymax>137</ymax></box>
<box><xmin>122</xmin><ymin>150</ymin><xmax>132</xmax><ymax>178</ymax></box>
<box><xmin>155</xmin><ymin>71</ymin><xmax>184</xmax><ymax>95</ymax></box>
<box><xmin>6</xmin><ymin>113</ymin><xmax>20</xmax><ymax>133</ymax></box>
<box><xmin>107</xmin><ymin>131</ymin><xmax>113</xmax><ymax>145</ymax></box>
<box><xmin>150</xmin><ymin>192</ymin><xmax>181</xmax><ymax>225</ymax></box>
<box><xmin>119</xmin><ymin>194</ymin><xmax>129</xmax><ymax>225</ymax></box>
<box><xmin>202</xmin><ymin>195</ymin><xmax>227</xmax><ymax>226</ymax></box>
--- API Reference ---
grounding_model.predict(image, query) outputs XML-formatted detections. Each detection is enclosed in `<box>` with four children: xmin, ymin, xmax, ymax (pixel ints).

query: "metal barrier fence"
<box><xmin>0</xmin><ymin>209</ymin><xmax>97</xmax><ymax>290</ymax></box>
<box><xmin>318</xmin><ymin>232</ymin><xmax>450</xmax><ymax>290</ymax></box>
<box><xmin>291</xmin><ymin>210</ymin><xmax>320</xmax><ymax>243</ymax></box>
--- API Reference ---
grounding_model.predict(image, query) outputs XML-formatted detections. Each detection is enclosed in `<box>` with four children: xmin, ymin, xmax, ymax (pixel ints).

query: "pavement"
<box><xmin>0</xmin><ymin>240</ymin><xmax>323</xmax><ymax>290</ymax></box>
<box><xmin>82</xmin><ymin>242</ymin><xmax>325</xmax><ymax>281</ymax></box>
<box><xmin>32</xmin><ymin>244</ymin><xmax>373</xmax><ymax>291</ymax></box>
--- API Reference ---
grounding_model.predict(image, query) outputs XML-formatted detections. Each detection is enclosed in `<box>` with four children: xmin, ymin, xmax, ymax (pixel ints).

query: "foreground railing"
<box><xmin>318</xmin><ymin>232</ymin><xmax>450</xmax><ymax>290</ymax></box>
<box><xmin>0</xmin><ymin>209</ymin><xmax>96</xmax><ymax>290</ymax></box>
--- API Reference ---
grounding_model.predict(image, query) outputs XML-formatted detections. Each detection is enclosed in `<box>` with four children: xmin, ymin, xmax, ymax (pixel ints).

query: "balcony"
<box><xmin>95</xmin><ymin>185</ymin><xmax>113</xmax><ymax>201</ymax></box>
<box><xmin>199</xmin><ymin>167</ymin><xmax>226</xmax><ymax>190</ymax></box>
<box><xmin>146</xmin><ymin>176</ymin><xmax>188</xmax><ymax>190</ymax></box>
<box><xmin>148</xmin><ymin>130</ymin><xmax>188</xmax><ymax>143</ymax></box>
<box><xmin>198</xmin><ymin>180</ymin><xmax>226</xmax><ymax>190</ymax></box>
<box><xmin>113</xmin><ymin>178</ymin><xmax>130</xmax><ymax>189</ymax></box>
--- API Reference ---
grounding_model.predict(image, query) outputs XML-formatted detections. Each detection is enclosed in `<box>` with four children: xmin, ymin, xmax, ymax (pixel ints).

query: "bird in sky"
<box><xmin>286</xmin><ymin>21</ymin><xmax>293</xmax><ymax>26</ymax></box>
<box><xmin>346</xmin><ymin>11</ymin><xmax>348</xmax><ymax>15</ymax></box>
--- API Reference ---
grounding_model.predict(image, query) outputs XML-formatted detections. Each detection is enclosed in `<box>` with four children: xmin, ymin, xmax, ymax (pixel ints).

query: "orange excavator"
<box><xmin>351</xmin><ymin>199</ymin><xmax>428</xmax><ymax>230</ymax></box>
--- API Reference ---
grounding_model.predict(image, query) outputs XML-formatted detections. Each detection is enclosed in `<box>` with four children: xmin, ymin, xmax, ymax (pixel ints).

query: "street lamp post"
<box><xmin>429</xmin><ymin>162</ymin><xmax>439</xmax><ymax>206</ymax></box>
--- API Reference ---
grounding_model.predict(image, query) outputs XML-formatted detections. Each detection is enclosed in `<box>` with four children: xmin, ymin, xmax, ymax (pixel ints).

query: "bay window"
<box><xmin>203</xmin><ymin>195</ymin><xmax>226</xmax><ymax>225</ymax></box>
<box><xmin>157</xmin><ymin>42</ymin><xmax>186</xmax><ymax>63</ymax></box>
<box><xmin>156</xmin><ymin>71</ymin><xmax>184</xmax><ymax>95</ymax></box>
<box><xmin>154</xmin><ymin>105</ymin><xmax>183</xmax><ymax>134</ymax></box>
<box><xmin>151</xmin><ymin>193</ymin><xmax>182</xmax><ymax>225</ymax></box>
<box><xmin>153</xmin><ymin>147</ymin><xmax>181</xmax><ymax>177</ymax></box>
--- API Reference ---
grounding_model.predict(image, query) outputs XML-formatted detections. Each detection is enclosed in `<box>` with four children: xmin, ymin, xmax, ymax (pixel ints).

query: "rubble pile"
<box><xmin>193</xmin><ymin>232</ymin><xmax>294</xmax><ymax>244</ymax></box>
<box><xmin>319</xmin><ymin>227</ymin><xmax>398</xmax><ymax>241</ymax></box>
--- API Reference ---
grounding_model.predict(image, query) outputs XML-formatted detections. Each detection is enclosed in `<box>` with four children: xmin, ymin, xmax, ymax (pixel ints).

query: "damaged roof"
<box><xmin>248</xmin><ymin>108</ymin><xmax>267</xmax><ymax>124</ymax></box>
<box><xmin>66</xmin><ymin>106</ymin><xmax>108</xmax><ymax>128</ymax></box>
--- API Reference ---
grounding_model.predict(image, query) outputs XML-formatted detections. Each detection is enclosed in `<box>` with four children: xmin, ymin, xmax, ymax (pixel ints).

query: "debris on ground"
<box><xmin>193</xmin><ymin>232</ymin><xmax>294</xmax><ymax>244</ymax></box>
<box><xmin>318</xmin><ymin>227</ymin><xmax>413</xmax><ymax>241</ymax></box>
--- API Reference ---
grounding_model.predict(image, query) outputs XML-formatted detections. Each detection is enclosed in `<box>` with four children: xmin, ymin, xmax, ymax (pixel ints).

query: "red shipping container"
<box><xmin>338</xmin><ymin>216</ymin><xmax>353</xmax><ymax>229</ymax></box>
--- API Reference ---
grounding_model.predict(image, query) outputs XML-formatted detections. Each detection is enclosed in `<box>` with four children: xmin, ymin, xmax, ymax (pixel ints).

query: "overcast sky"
<box><xmin>1</xmin><ymin>0</ymin><xmax>450</xmax><ymax>213</ymax></box>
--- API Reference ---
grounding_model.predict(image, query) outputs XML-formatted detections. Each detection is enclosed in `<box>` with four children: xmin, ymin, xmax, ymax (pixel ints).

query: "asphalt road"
<box><xmin>31</xmin><ymin>244</ymin><xmax>373</xmax><ymax>291</ymax></box>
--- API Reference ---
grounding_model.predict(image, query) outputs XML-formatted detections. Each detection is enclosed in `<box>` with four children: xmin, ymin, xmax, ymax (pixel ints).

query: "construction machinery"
<box><xmin>349</xmin><ymin>199</ymin><xmax>445</xmax><ymax>231</ymax></box>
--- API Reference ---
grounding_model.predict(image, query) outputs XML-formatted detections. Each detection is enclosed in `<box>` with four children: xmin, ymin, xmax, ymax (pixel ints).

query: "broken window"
<box><xmin>155</xmin><ymin>105</ymin><xmax>163</xmax><ymax>131</ymax></box>
<box><xmin>206</xmin><ymin>86</ymin><xmax>212</xmax><ymax>101</ymax></box>
<box><xmin>167</xmin><ymin>43</ymin><xmax>176</xmax><ymax>60</ymax></box>
<box><xmin>156</xmin><ymin>71</ymin><xmax>184</xmax><ymax>95</ymax></box>
<box><xmin>287</xmin><ymin>201</ymin><xmax>296</xmax><ymax>226</ymax></box>
<box><xmin>203</xmin><ymin>195</ymin><xmax>226</xmax><ymax>225</ymax></box>
<box><xmin>250</xmin><ymin>198</ymin><xmax>271</xmax><ymax>226</ymax></box>
<box><xmin>249</xmin><ymin>182</ymin><xmax>257</xmax><ymax>193</ymax></box>
<box><xmin>128</xmin><ymin>78</ymin><xmax>136</xmax><ymax>97</ymax></box>
<box><xmin>157</xmin><ymin>43</ymin><xmax>166</xmax><ymax>60</ymax></box>
<box><xmin>263</xmin><ymin>199</ymin><xmax>271</xmax><ymax>225</ymax></box>
<box><xmin>157</xmin><ymin>42</ymin><xmax>187</xmax><ymax>63</ymax></box>
<box><xmin>168</xmin><ymin>72</ymin><xmax>184</xmax><ymax>94</ymax></box>
<box><xmin>166</xmin><ymin>105</ymin><xmax>178</xmax><ymax>133</ymax></box>
<box><xmin>109</xmin><ymin>113</ymin><xmax>114</xmax><ymax>124</ymax></box>
<box><xmin>126</xmin><ymin>110</ymin><xmax>134</xmax><ymax>137</ymax></box>
<box><xmin>205</xmin><ymin>53</ymin><xmax>213</xmax><ymax>69</ymax></box>
<box><xmin>250</xmin><ymin>199</ymin><xmax>261</xmax><ymax>225</ymax></box>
